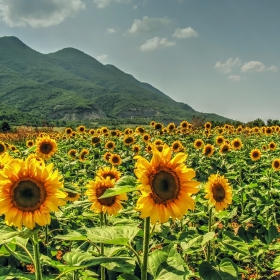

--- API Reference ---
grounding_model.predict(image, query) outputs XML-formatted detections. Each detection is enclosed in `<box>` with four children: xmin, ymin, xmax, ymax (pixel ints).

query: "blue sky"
<box><xmin>0</xmin><ymin>0</ymin><xmax>279</xmax><ymax>122</ymax></box>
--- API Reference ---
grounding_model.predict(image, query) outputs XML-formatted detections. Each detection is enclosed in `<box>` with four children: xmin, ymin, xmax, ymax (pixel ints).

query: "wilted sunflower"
<box><xmin>204</xmin><ymin>174</ymin><xmax>232</xmax><ymax>211</ymax></box>
<box><xmin>0</xmin><ymin>141</ymin><xmax>7</xmax><ymax>155</ymax></box>
<box><xmin>105</xmin><ymin>140</ymin><xmax>116</xmax><ymax>150</ymax></box>
<box><xmin>91</xmin><ymin>135</ymin><xmax>101</xmax><ymax>145</ymax></box>
<box><xmin>65</xmin><ymin>127</ymin><xmax>73</xmax><ymax>135</ymax></box>
<box><xmin>0</xmin><ymin>159</ymin><xmax>66</xmax><ymax>230</ymax></box>
<box><xmin>36</xmin><ymin>136</ymin><xmax>57</xmax><ymax>160</ymax></box>
<box><xmin>194</xmin><ymin>139</ymin><xmax>204</xmax><ymax>149</ymax></box>
<box><xmin>203</xmin><ymin>144</ymin><xmax>215</xmax><ymax>157</ymax></box>
<box><xmin>132</xmin><ymin>144</ymin><xmax>141</xmax><ymax>154</ymax></box>
<box><xmin>134</xmin><ymin>144</ymin><xmax>200</xmax><ymax>224</ymax></box>
<box><xmin>96</xmin><ymin>166</ymin><xmax>122</xmax><ymax>181</ymax></box>
<box><xmin>110</xmin><ymin>154</ymin><xmax>122</xmax><ymax>166</ymax></box>
<box><xmin>215</xmin><ymin>136</ymin><xmax>224</xmax><ymax>146</ymax></box>
<box><xmin>171</xmin><ymin>140</ymin><xmax>183</xmax><ymax>153</ymax></box>
<box><xmin>142</xmin><ymin>133</ymin><xmax>151</xmax><ymax>143</ymax></box>
<box><xmin>68</xmin><ymin>149</ymin><xmax>77</xmax><ymax>159</ymax></box>
<box><xmin>26</xmin><ymin>140</ymin><xmax>34</xmax><ymax>148</ymax></box>
<box><xmin>269</xmin><ymin>141</ymin><xmax>276</xmax><ymax>150</ymax></box>
<box><xmin>231</xmin><ymin>138</ymin><xmax>243</xmax><ymax>150</ymax></box>
<box><xmin>250</xmin><ymin>149</ymin><xmax>261</xmax><ymax>161</ymax></box>
<box><xmin>103</xmin><ymin>152</ymin><xmax>112</xmax><ymax>162</ymax></box>
<box><xmin>272</xmin><ymin>159</ymin><xmax>280</xmax><ymax>171</ymax></box>
<box><xmin>86</xmin><ymin>177</ymin><xmax>127</xmax><ymax>215</ymax></box>
<box><xmin>77</xmin><ymin>125</ymin><xmax>86</xmax><ymax>133</ymax></box>
<box><xmin>220</xmin><ymin>143</ymin><xmax>231</xmax><ymax>154</ymax></box>
<box><xmin>124</xmin><ymin>136</ymin><xmax>135</xmax><ymax>146</ymax></box>
<box><xmin>79</xmin><ymin>149</ymin><xmax>89</xmax><ymax>161</ymax></box>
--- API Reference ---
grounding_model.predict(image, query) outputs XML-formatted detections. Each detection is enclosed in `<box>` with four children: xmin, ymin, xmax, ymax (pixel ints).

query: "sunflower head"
<box><xmin>103</xmin><ymin>152</ymin><xmax>112</xmax><ymax>162</ymax></box>
<box><xmin>96</xmin><ymin>166</ymin><xmax>122</xmax><ymax>181</ymax></box>
<box><xmin>132</xmin><ymin>144</ymin><xmax>141</xmax><ymax>154</ymax></box>
<box><xmin>105</xmin><ymin>140</ymin><xmax>116</xmax><ymax>150</ymax></box>
<box><xmin>0</xmin><ymin>158</ymin><xmax>66</xmax><ymax>229</ymax></box>
<box><xmin>77</xmin><ymin>125</ymin><xmax>86</xmax><ymax>133</ymax></box>
<box><xmin>79</xmin><ymin>149</ymin><xmax>89</xmax><ymax>162</ymax></box>
<box><xmin>68</xmin><ymin>149</ymin><xmax>77</xmax><ymax>159</ymax></box>
<box><xmin>171</xmin><ymin>140</ymin><xmax>183</xmax><ymax>153</ymax></box>
<box><xmin>150</xmin><ymin>121</ymin><xmax>155</xmax><ymax>127</ymax></box>
<box><xmin>110</xmin><ymin>154</ymin><xmax>122</xmax><ymax>166</ymax></box>
<box><xmin>0</xmin><ymin>141</ymin><xmax>7</xmax><ymax>155</ymax></box>
<box><xmin>36</xmin><ymin>136</ymin><xmax>57</xmax><ymax>160</ymax></box>
<box><xmin>265</xmin><ymin>127</ymin><xmax>273</xmax><ymax>135</ymax></box>
<box><xmin>250</xmin><ymin>149</ymin><xmax>261</xmax><ymax>161</ymax></box>
<box><xmin>124</xmin><ymin>136</ymin><xmax>135</xmax><ymax>146</ymax></box>
<box><xmin>180</xmin><ymin>121</ymin><xmax>188</xmax><ymax>129</ymax></box>
<box><xmin>154</xmin><ymin>123</ymin><xmax>163</xmax><ymax>130</ymax></box>
<box><xmin>153</xmin><ymin>139</ymin><xmax>163</xmax><ymax>146</ymax></box>
<box><xmin>135</xmin><ymin>126</ymin><xmax>145</xmax><ymax>134</ymax></box>
<box><xmin>65</xmin><ymin>127</ymin><xmax>73</xmax><ymax>135</ymax></box>
<box><xmin>215</xmin><ymin>136</ymin><xmax>224</xmax><ymax>146</ymax></box>
<box><xmin>272</xmin><ymin>159</ymin><xmax>280</xmax><ymax>171</ymax></box>
<box><xmin>231</xmin><ymin>138</ymin><xmax>243</xmax><ymax>150</ymax></box>
<box><xmin>204</xmin><ymin>174</ymin><xmax>232</xmax><ymax>211</ymax></box>
<box><xmin>204</xmin><ymin>122</ymin><xmax>212</xmax><ymax>130</ymax></box>
<box><xmin>26</xmin><ymin>140</ymin><xmax>34</xmax><ymax>148</ymax></box>
<box><xmin>194</xmin><ymin>139</ymin><xmax>204</xmax><ymax>149</ymax></box>
<box><xmin>65</xmin><ymin>184</ymin><xmax>81</xmax><ymax>202</ymax></box>
<box><xmin>91</xmin><ymin>136</ymin><xmax>101</xmax><ymax>145</ymax></box>
<box><xmin>269</xmin><ymin>142</ymin><xmax>276</xmax><ymax>150</ymax></box>
<box><xmin>203</xmin><ymin>144</ymin><xmax>215</xmax><ymax>157</ymax></box>
<box><xmin>220</xmin><ymin>143</ymin><xmax>231</xmax><ymax>154</ymax></box>
<box><xmin>146</xmin><ymin>144</ymin><xmax>153</xmax><ymax>153</ymax></box>
<box><xmin>134</xmin><ymin>144</ymin><xmax>200</xmax><ymax>224</ymax></box>
<box><xmin>167</xmin><ymin>123</ymin><xmax>176</xmax><ymax>132</ymax></box>
<box><xmin>142</xmin><ymin>133</ymin><xmax>151</xmax><ymax>143</ymax></box>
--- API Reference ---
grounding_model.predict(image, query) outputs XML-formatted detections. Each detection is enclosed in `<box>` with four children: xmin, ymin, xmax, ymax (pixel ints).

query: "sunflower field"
<box><xmin>1</xmin><ymin>121</ymin><xmax>280</xmax><ymax>280</ymax></box>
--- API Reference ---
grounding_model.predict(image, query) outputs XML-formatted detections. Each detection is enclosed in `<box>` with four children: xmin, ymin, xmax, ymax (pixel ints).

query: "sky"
<box><xmin>0</xmin><ymin>0</ymin><xmax>279</xmax><ymax>123</ymax></box>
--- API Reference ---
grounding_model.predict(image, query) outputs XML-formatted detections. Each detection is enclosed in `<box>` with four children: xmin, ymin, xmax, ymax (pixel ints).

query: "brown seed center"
<box><xmin>40</xmin><ymin>143</ymin><xmax>53</xmax><ymax>154</ymax></box>
<box><xmin>96</xmin><ymin>187</ymin><xmax>115</xmax><ymax>206</ymax></box>
<box><xmin>212</xmin><ymin>184</ymin><xmax>225</xmax><ymax>202</ymax></box>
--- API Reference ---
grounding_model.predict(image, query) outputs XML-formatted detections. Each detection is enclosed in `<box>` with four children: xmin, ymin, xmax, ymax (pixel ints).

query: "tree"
<box><xmin>0</xmin><ymin>121</ymin><xmax>11</xmax><ymax>132</ymax></box>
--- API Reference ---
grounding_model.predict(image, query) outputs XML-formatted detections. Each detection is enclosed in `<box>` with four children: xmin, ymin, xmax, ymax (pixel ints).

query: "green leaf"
<box><xmin>148</xmin><ymin>249</ymin><xmax>168</xmax><ymax>277</ymax></box>
<box><xmin>117</xmin><ymin>274</ymin><xmax>140</xmax><ymax>280</ymax></box>
<box><xmin>54</xmin><ymin>230</ymin><xmax>87</xmax><ymax>241</ymax></box>
<box><xmin>182</xmin><ymin>235</ymin><xmax>203</xmax><ymax>254</ymax></box>
<box><xmin>99</xmin><ymin>185</ymin><xmax>137</xmax><ymax>199</ymax></box>
<box><xmin>0</xmin><ymin>229</ymin><xmax>20</xmax><ymax>245</ymax></box>
<box><xmin>199</xmin><ymin>262</ymin><xmax>222</xmax><ymax>280</ymax></box>
<box><xmin>102</xmin><ymin>258</ymin><xmax>135</xmax><ymax>274</ymax></box>
<box><xmin>114</xmin><ymin>176</ymin><xmax>136</xmax><ymax>188</ymax></box>
<box><xmin>201</xmin><ymin>232</ymin><xmax>216</xmax><ymax>246</ymax></box>
<box><xmin>86</xmin><ymin>226</ymin><xmax>139</xmax><ymax>245</ymax></box>
<box><xmin>219</xmin><ymin>258</ymin><xmax>239</xmax><ymax>279</ymax></box>
<box><xmin>221</xmin><ymin>240</ymin><xmax>250</xmax><ymax>256</ymax></box>
<box><xmin>265</xmin><ymin>225</ymin><xmax>278</xmax><ymax>244</ymax></box>
<box><xmin>272</xmin><ymin>255</ymin><xmax>280</xmax><ymax>271</ymax></box>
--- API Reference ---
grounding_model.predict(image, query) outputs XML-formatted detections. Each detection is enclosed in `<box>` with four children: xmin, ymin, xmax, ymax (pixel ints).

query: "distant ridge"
<box><xmin>0</xmin><ymin>36</ymin><xmax>231</xmax><ymax>124</ymax></box>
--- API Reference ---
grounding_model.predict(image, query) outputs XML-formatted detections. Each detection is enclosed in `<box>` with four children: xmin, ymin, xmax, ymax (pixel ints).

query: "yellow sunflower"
<box><xmin>0</xmin><ymin>153</ymin><xmax>13</xmax><ymax>170</ymax></box>
<box><xmin>203</xmin><ymin>144</ymin><xmax>215</xmax><ymax>157</ymax></box>
<box><xmin>36</xmin><ymin>136</ymin><xmax>57</xmax><ymax>160</ymax></box>
<box><xmin>167</xmin><ymin>123</ymin><xmax>176</xmax><ymax>133</ymax></box>
<box><xmin>105</xmin><ymin>140</ymin><xmax>116</xmax><ymax>150</ymax></box>
<box><xmin>86</xmin><ymin>177</ymin><xmax>127</xmax><ymax>215</ymax></box>
<box><xmin>123</xmin><ymin>136</ymin><xmax>135</xmax><ymax>146</ymax></box>
<box><xmin>171</xmin><ymin>140</ymin><xmax>184</xmax><ymax>153</ymax></box>
<box><xmin>265</xmin><ymin>127</ymin><xmax>273</xmax><ymax>135</ymax></box>
<box><xmin>135</xmin><ymin>126</ymin><xmax>145</xmax><ymax>134</ymax></box>
<box><xmin>150</xmin><ymin>121</ymin><xmax>155</xmax><ymax>127</ymax></box>
<box><xmin>68</xmin><ymin>149</ymin><xmax>77</xmax><ymax>159</ymax></box>
<box><xmin>146</xmin><ymin>144</ymin><xmax>153</xmax><ymax>153</ymax></box>
<box><xmin>153</xmin><ymin>139</ymin><xmax>164</xmax><ymax>146</ymax></box>
<box><xmin>220</xmin><ymin>143</ymin><xmax>231</xmax><ymax>154</ymax></box>
<box><xmin>231</xmin><ymin>138</ymin><xmax>243</xmax><ymax>150</ymax></box>
<box><xmin>91</xmin><ymin>135</ymin><xmax>101</xmax><ymax>145</ymax></box>
<box><xmin>180</xmin><ymin>120</ymin><xmax>188</xmax><ymax>129</ymax></box>
<box><xmin>65</xmin><ymin>127</ymin><xmax>73</xmax><ymax>135</ymax></box>
<box><xmin>204</xmin><ymin>174</ymin><xmax>232</xmax><ymax>211</ymax></box>
<box><xmin>109</xmin><ymin>154</ymin><xmax>122</xmax><ymax>166</ymax></box>
<box><xmin>103</xmin><ymin>152</ymin><xmax>112</xmax><ymax>162</ymax></box>
<box><xmin>26</xmin><ymin>140</ymin><xmax>34</xmax><ymax>148</ymax></box>
<box><xmin>0</xmin><ymin>141</ymin><xmax>7</xmax><ymax>155</ymax></box>
<box><xmin>269</xmin><ymin>141</ymin><xmax>276</xmax><ymax>151</ymax></box>
<box><xmin>215</xmin><ymin>136</ymin><xmax>224</xmax><ymax>146</ymax></box>
<box><xmin>134</xmin><ymin>144</ymin><xmax>200</xmax><ymax>224</ymax></box>
<box><xmin>77</xmin><ymin>125</ymin><xmax>86</xmax><ymax>133</ymax></box>
<box><xmin>250</xmin><ymin>149</ymin><xmax>261</xmax><ymax>161</ymax></box>
<box><xmin>154</xmin><ymin>123</ymin><xmax>163</xmax><ymax>130</ymax></box>
<box><xmin>132</xmin><ymin>144</ymin><xmax>141</xmax><ymax>154</ymax></box>
<box><xmin>272</xmin><ymin>159</ymin><xmax>280</xmax><ymax>171</ymax></box>
<box><xmin>65</xmin><ymin>184</ymin><xmax>81</xmax><ymax>202</ymax></box>
<box><xmin>89</xmin><ymin>129</ymin><xmax>95</xmax><ymax>135</ymax></box>
<box><xmin>96</xmin><ymin>166</ymin><xmax>122</xmax><ymax>181</ymax></box>
<box><xmin>79</xmin><ymin>149</ymin><xmax>89</xmax><ymax>162</ymax></box>
<box><xmin>194</xmin><ymin>139</ymin><xmax>204</xmax><ymax>149</ymax></box>
<box><xmin>204</xmin><ymin>122</ymin><xmax>212</xmax><ymax>130</ymax></box>
<box><xmin>142</xmin><ymin>133</ymin><xmax>151</xmax><ymax>143</ymax></box>
<box><xmin>0</xmin><ymin>159</ymin><xmax>66</xmax><ymax>230</ymax></box>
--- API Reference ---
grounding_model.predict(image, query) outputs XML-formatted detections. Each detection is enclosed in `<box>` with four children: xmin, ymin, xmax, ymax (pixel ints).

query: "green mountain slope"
<box><xmin>0</xmin><ymin>36</ymin><xmax>230</xmax><ymax>125</ymax></box>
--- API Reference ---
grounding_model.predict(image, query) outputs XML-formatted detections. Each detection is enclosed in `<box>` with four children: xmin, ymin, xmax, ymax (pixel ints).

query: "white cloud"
<box><xmin>172</xmin><ymin>27</ymin><xmax>198</xmax><ymax>38</ymax></box>
<box><xmin>107</xmin><ymin>28</ymin><xmax>116</xmax><ymax>33</ymax></box>
<box><xmin>228</xmin><ymin>75</ymin><xmax>241</xmax><ymax>82</ymax></box>
<box><xmin>214</xmin><ymin>57</ymin><xmax>242</xmax><ymax>74</ymax></box>
<box><xmin>0</xmin><ymin>0</ymin><xmax>85</xmax><ymax>28</ymax></box>
<box><xmin>93</xmin><ymin>0</ymin><xmax>130</xmax><ymax>9</ymax></box>
<box><xmin>140</xmin><ymin>37</ymin><xmax>175</xmax><ymax>52</ymax></box>
<box><xmin>96</xmin><ymin>54</ymin><xmax>108</xmax><ymax>61</ymax></box>
<box><xmin>241</xmin><ymin>61</ymin><xmax>277</xmax><ymax>72</ymax></box>
<box><xmin>128</xmin><ymin>16</ymin><xmax>171</xmax><ymax>34</ymax></box>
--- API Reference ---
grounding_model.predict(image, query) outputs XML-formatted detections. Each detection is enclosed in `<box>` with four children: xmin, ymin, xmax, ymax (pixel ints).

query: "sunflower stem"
<box><xmin>32</xmin><ymin>231</ymin><xmax>43</xmax><ymax>280</ymax></box>
<box><xmin>141</xmin><ymin>217</ymin><xmax>150</xmax><ymax>280</ymax></box>
<box><xmin>206</xmin><ymin>207</ymin><xmax>213</xmax><ymax>263</ymax></box>
<box><xmin>100</xmin><ymin>212</ymin><xmax>106</xmax><ymax>280</ymax></box>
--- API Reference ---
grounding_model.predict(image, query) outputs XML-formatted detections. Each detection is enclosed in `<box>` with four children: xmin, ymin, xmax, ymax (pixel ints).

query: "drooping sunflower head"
<box><xmin>204</xmin><ymin>174</ymin><xmax>232</xmax><ymax>211</ymax></box>
<box><xmin>85</xmin><ymin>177</ymin><xmax>127</xmax><ymax>215</ymax></box>
<box><xmin>194</xmin><ymin>139</ymin><xmax>204</xmax><ymax>149</ymax></box>
<box><xmin>36</xmin><ymin>136</ymin><xmax>57</xmax><ymax>160</ymax></box>
<box><xmin>215</xmin><ymin>136</ymin><xmax>224</xmax><ymax>146</ymax></box>
<box><xmin>0</xmin><ymin>141</ymin><xmax>7</xmax><ymax>155</ymax></box>
<box><xmin>105</xmin><ymin>140</ymin><xmax>116</xmax><ymax>150</ymax></box>
<box><xmin>203</xmin><ymin>144</ymin><xmax>215</xmax><ymax>157</ymax></box>
<box><xmin>96</xmin><ymin>166</ymin><xmax>122</xmax><ymax>181</ymax></box>
<box><xmin>65</xmin><ymin>127</ymin><xmax>73</xmax><ymax>135</ymax></box>
<box><xmin>171</xmin><ymin>140</ymin><xmax>183</xmax><ymax>153</ymax></box>
<box><xmin>231</xmin><ymin>138</ymin><xmax>243</xmax><ymax>150</ymax></box>
<box><xmin>250</xmin><ymin>149</ymin><xmax>261</xmax><ymax>161</ymax></box>
<box><xmin>109</xmin><ymin>154</ymin><xmax>122</xmax><ymax>166</ymax></box>
<box><xmin>134</xmin><ymin>144</ymin><xmax>200</xmax><ymax>224</ymax></box>
<box><xmin>272</xmin><ymin>159</ymin><xmax>280</xmax><ymax>171</ymax></box>
<box><xmin>269</xmin><ymin>141</ymin><xmax>276</xmax><ymax>150</ymax></box>
<box><xmin>91</xmin><ymin>135</ymin><xmax>101</xmax><ymax>145</ymax></box>
<box><xmin>220</xmin><ymin>143</ymin><xmax>231</xmax><ymax>154</ymax></box>
<box><xmin>26</xmin><ymin>140</ymin><xmax>34</xmax><ymax>148</ymax></box>
<box><xmin>77</xmin><ymin>125</ymin><xmax>86</xmax><ymax>133</ymax></box>
<box><xmin>124</xmin><ymin>136</ymin><xmax>135</xmax><ymax>146</ymax></box>
<box><xmin>0</xmin><ymin>158</ymin><xmax>66</xmax><ymax>230</ymax></box>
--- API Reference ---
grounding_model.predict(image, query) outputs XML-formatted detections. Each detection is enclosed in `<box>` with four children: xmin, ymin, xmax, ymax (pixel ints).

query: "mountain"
<box><xmin>0</xmin><ymin>36</ymin><xmax>230</xmax><ymax>125</ymax></box>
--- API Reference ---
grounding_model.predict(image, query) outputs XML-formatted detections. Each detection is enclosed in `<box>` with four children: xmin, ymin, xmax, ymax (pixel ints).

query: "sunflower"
<box><xmin>215</xmin><ymin>136</ymin><xmax>224</xmax><ymax>146</ymax></box>
<box><xmin>124</xmin><ymin>136</ymin><xmax>135</xmax><ymax>146</ymax></box>
<box><xmin>86</xmin><ymin>177</ymin><xmax>127</xmax><ymax>215</ymax></box>
<box><xmin>101</xmin><ymin>127</ymin><xmax>109</xmax><ymax>135</ymax></box>
<box><xmin>65</xmin><ymin>127</ymin><xmax>73</xmax><ymax>135</ymax></box>
<box><xmin>91</xmin><ymin>135</ymin><xmax>101</xmax><ymax>145</ymax></box>
<box><xmin>0</xmin><ymin>141</ymin><xmax>7</xmax><ymax>155</ymax></box>
<box><xmin>142</xmin><ymin>133</ymin><xmax>151</xmax><ymax>143</ymax></box>
<box><xmin>0</xmin><ymin>159</ymin><xmax>66</xmax><ymax>230</ymax></box>
<box><xmin>265</xmin><ymin>127</ymin><xmax>273</xmax><ymax>135</ymax></box>
<box><xmin>231</xmin><ymin>138</ymin><xmax>243</xmax><ymax>150</ymax></box>
<box><xmin>135</xmin><ymin>126</ymin><xmax>145</xmax><ymax>134</ymax></box>
<box><xmin>132</xmin><ymin>144</ymin><xmax>141</xmax><ymax>154</ymax></box>
<box><xmin>79</xmin><ymin>149</ymin><xmax>89</xmax><ymax>161</ymax></box>
<box><xmin>77</xmin><ymin>125</ymin><xmax>86</xmax><ymax>133</ymax></box>
<box><xmin>204</xmin><ymin>174</ymin><xmax>232</xmax><ymax>211</ymax></box>
<box><xmin>153</xmin><ymin>139</ymin><xmax>163</xmax><ymax>146</ymax></box>
<box><xmin>0</xmin><ymin>153</ymin><xmax>13</xmax><ymax>170</ymax></box>
<box><xmin>262</xmin><ymin>145</ymin><xmax>268</xmax><ymax>151</ymax></box>
<box><xmin>96</xmin><ymin>166</ymin><xmax>122</xmax><ymax>181</ymax></box>
<box><xmin>180</xmin><ymin>120</ymin><xmax>188</xmax><ymax>129</ymax></box>
<box><xmin>26</xmin><ymin>154</ymin><xmax>44</xmax><ymax>165</ymax></box>
<box><xmin>194</xmin><ymin>139</ymin><xmax>204</xmax><ymax>149</ymax></box>
<box><xmin>154</xmin><ymin>123</ymin><xmax>163</xmax><ymax>130</ymax></box>
<box><xmin>171</xmin><ymin>140</ymin><xmax>183</xmax><ymax>153</ymax></box>
<box><xmin>167</xmin><ymin>123</ymin><xmax>176</xmax><ymax>132</ymax></box>
<box><xmin>88</xmin><ymin>129</ymin><xmax>95</xmax><ymax>135</ymax></box>
<box><xmin>36</xmin><ymin>136</ymin><xmax>57</xmax><ymax>160</ymax></box>
<box><xmin>65</xmin><ymin>184</ymin><xmax>80</xmax><ymax>202</ymax></box>
<box><xmin>124</xmin><ymin>128</ymin><xmax>133</xmax><ymax>135</ymax></box>
<box><xmin>204</xmin><ymin>122</ymin><xmax>212</xmax><ymax>130</ymax></box>
<box><xmin>110</xmin><ymin>154</ymin><xmax>122</xmax><ymax>166</ymax></box>
<box><xmin>26</xmin><ymin>140</ymin><xmax>34</xmax><ymax>148</ymax></box>
<box><xmin>156</xmin><ymin>145</ymin><xmax>164</xmax><ymax>152</ymax></box>
<box><xmin>103</xmin><ymin>152</ymin><xmax>112</xmax><ymax>162</ymax></box>
<box><xmin>68</xmin><ymin>149</ymin><xmax>77</xmax><ymax>159</ymax></box>
<box><xmin>146</xmin><ymin>144</ymin><xmax>153</xmax><ymax>153</ymax></box>
<box><xmin>71</xmin><ymin>132</ymin><xmax>76</xmax><ymax>138</ymax></box>
<box><xmin>203</xmin><ymin>144</ymin><xmax>215</xmax><ymax>157</ymax></box>
<box><xmin>250</xmin><ymin>149</ymin><xmax>261</xmax><ymax>161</ymax></box>
<box><xmin>269</xmin><ymin>141</ymin><xmax>276</xmax><ymax>150</ymax></box>
<box><xmin>150</xmin><ymin>121</ymin><xmax>155</xmax><ymax>127</ymax></box>
<box><xmin>105</xmin><ymin>140</ymin><xmax>116</xmax><ymax>150</ymax></box>
<box><xmin>110</xmin><ymin>130</ymin><xmax>118</xmax><ymax>137</ymax></box>
<box><xmin>134</xmin><ymin>144</ymin><xmax>200</xmax><ymax>224</ymax></box>
<box><xmin>10</xmin><ymin>145</ymin><xmax>17</xmax><ymax>151</ymax></box>
<box><xmin>272</xmin><ymin>159</ymin><xmax>280</xmax><ymax>171</ymax></box>
<box><xmin>220</xmin><ymin>143</ymin><xmax>231</xmax><ymax>154</ymax></box>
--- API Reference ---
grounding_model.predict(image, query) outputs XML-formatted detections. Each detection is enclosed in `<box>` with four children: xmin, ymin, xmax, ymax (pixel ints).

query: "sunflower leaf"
<box><xmin>54</xmin><ymin>230</ymin><xmax>87</xmax><ymax>241</ymax></box>
<box><xmin>99</xmin><ymin>185</ymin><xmax>137</xmax><ymax>199</ymax></box>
